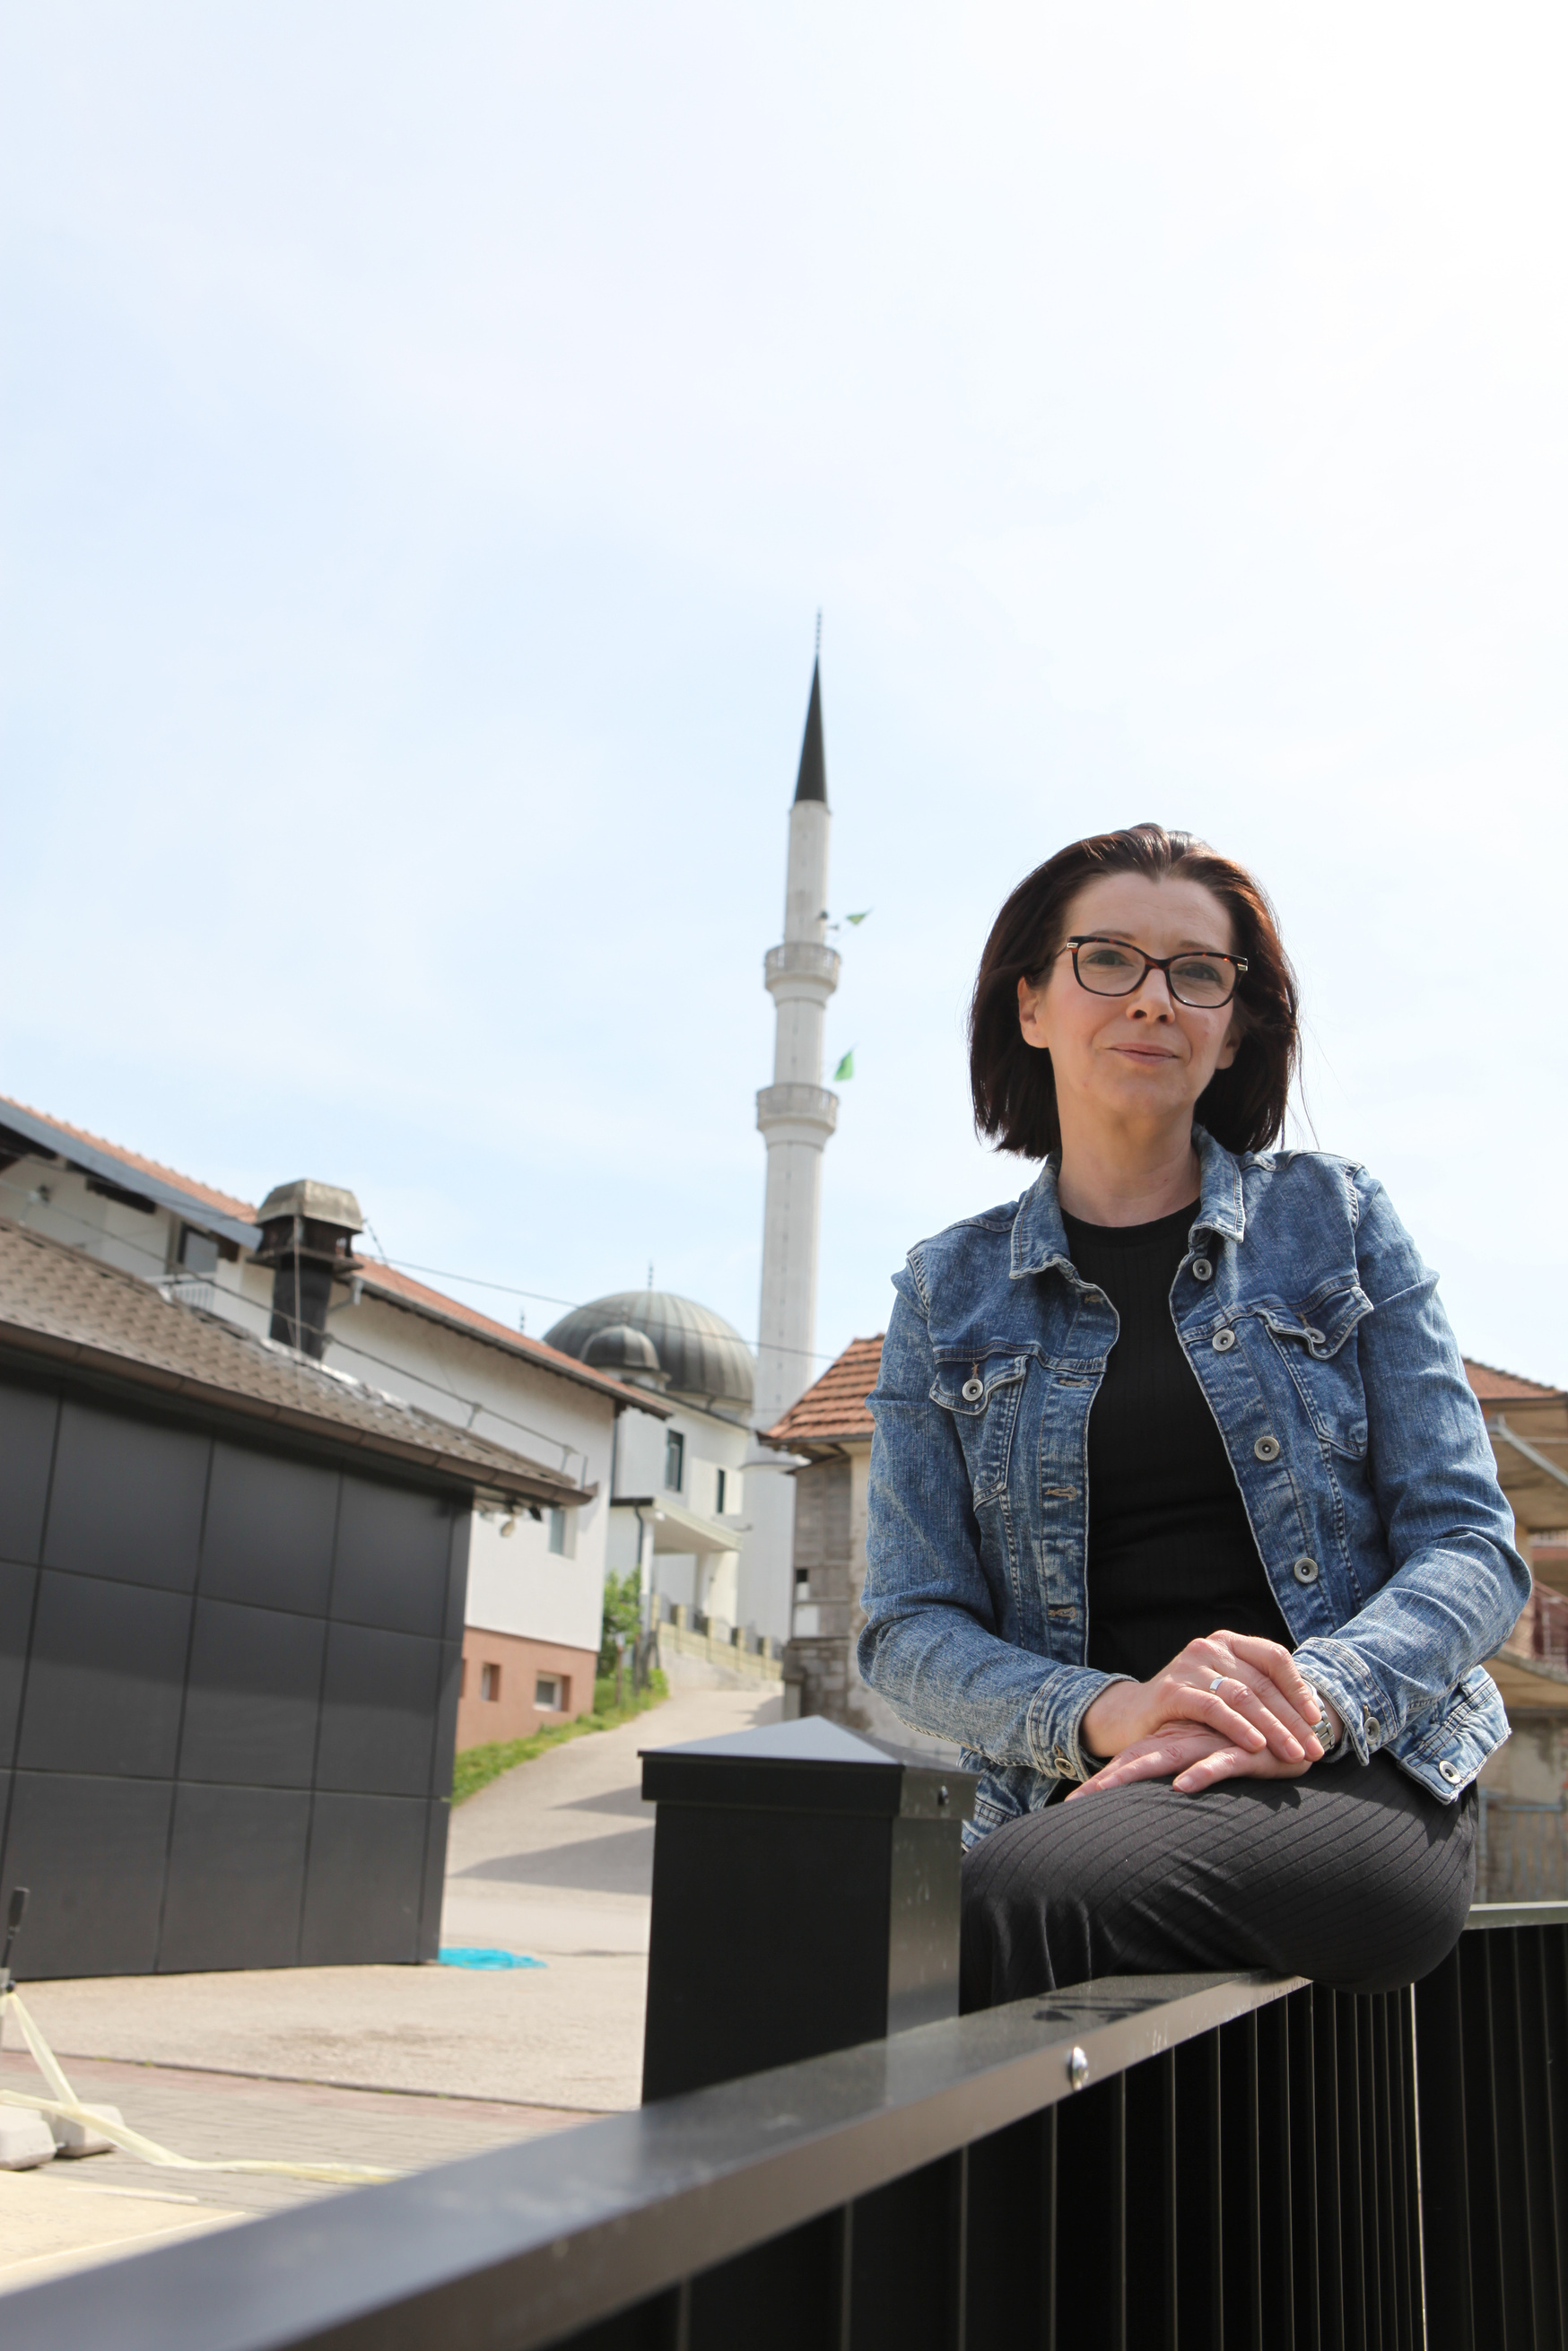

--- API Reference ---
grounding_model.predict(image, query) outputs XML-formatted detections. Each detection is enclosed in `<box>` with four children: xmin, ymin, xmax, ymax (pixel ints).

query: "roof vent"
<box><xmin>254</xmin><ymin>1180</ymin><xmax>363</xmax><ymax>1360</ymax></box>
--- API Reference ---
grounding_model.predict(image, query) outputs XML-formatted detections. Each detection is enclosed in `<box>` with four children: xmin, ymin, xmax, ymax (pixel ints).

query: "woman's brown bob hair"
<box><xmin>969</xmin><ymin>823</ymin><xmax>1300</xmax><ymax>1160</ymax></box>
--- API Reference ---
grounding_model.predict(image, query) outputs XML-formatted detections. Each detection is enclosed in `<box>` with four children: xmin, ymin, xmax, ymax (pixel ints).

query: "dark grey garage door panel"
<box><xmin>45</xmin><ymin>1402</ymin><xmax>209</xmax><ymax>1591</ymax></box>
<box><xmin>316</xmin><ymin>1624</ymin><xmax>440</xmax><ymax>1797</ymax></box>
<box><xmin>0</xmin><ymin>1561</ymin><xmax>37</xmax><ymax>1765</ymax></box>
<box><xmin>332</xmin><ymin>1477</ymin><xmax>452</xmax><ymax>1637</ymax></box>
<box><xmin>179</xmin><ymin>1600</ymin><xmax>326</xmax><ymax>1788</ymax></box>
<box><xmin>418</xmin><ymin>1798</ymin><xmax>450</xmax><ymax>1962</ymax></box>
<box><xmin>443</xmin><ymin>1510</ymin><xmax>471</xmax><ymax>1645</ymax></box>
<box><xmin>431</xmin><ymin>1641</ymin><xmax>461</xmax><ymax>1799</ymax></box>
<box><xmin>300</xmin><ymin>1792</ymin><xmax>427</xmax><ymax>1965</ymax></box>
<box><xmin>201</xmin><ymin>1443</ymin><xmax>338</xmax><ymax>1615</ymax></box>
<box><xmin>159</xmin><ymin>1784</ymin><xmax>311</xmax><ymax>1972</ymax></box>
<box><xmin>17</xmin><ymin>1573</ymin><xmax>191</xmax><ymax>1778</ymax></box>
<box><xmin>0</xmin><ymin>1379</ymin><xmax>58</xmax><ymax>1565</ymax></box>
<box><xmin>2</xmin><ymin>1772</ymin><xmax>173</xmax><ymax>1976</ymax></box>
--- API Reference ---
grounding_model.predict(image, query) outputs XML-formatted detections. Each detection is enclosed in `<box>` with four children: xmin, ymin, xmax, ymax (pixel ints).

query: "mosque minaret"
<box><xmin>746</xmin><ymin>651</ymin><xmax>841</xmax><ymax>1633</ymax></box>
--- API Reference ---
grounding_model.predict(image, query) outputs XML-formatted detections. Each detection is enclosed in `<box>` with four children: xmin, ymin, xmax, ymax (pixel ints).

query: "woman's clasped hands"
<box><xmin>1069</xmin><ymin>1631</ymin><xmax>1339</xmax><ymax>1801</ymax></box>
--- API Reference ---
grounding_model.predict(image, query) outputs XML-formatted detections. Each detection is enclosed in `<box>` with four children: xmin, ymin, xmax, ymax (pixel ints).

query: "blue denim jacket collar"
<box><xmin>1009</xmin><ymin>1123</ymin><xmax>1247</xmax><ymax>1284</ymax></box>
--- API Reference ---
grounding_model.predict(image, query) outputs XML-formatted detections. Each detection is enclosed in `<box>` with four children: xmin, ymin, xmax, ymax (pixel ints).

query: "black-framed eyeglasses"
<box><xmin>1062</xmin><ymin>935</ymin><xmax>1248</xmax><ymax>1009</ymax></box>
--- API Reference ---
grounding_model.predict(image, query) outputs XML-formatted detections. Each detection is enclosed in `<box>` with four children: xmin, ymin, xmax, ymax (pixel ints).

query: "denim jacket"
<box><xmin>858</xmin><ymin>1128</ymin><xmax>1528</xmax><ymax>1842</ymax></box>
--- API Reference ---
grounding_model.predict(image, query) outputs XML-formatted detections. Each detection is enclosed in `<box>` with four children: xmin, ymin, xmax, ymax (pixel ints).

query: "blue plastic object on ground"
<box><xmin>437</xmin><ymin>1946</ymin><xmax>546</xmax><ymax>1970</ymax></box>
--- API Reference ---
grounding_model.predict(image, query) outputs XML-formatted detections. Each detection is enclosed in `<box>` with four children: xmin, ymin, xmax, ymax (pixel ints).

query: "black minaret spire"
<box><xmin>793</xmin><ymin>623</ymin><xmax>827</xmax><ymax>806</ymax></box>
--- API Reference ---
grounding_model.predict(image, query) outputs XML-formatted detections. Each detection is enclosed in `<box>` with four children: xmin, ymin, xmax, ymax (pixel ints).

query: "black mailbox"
<box><xmin>640</xmin><ymin>1716</ymin><xmax>977</xmax><ymax>2103</ymax></box>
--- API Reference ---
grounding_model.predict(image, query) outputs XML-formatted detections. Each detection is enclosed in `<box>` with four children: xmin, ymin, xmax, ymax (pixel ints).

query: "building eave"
<box><xmin>0</xmin><ymin>1319</ymin><xmax>589</xmax><ymax>1510</ymax></box>
<box><xmin>0</xmin><ymin>1097</ymin><xmax>263</xmax><ymax>1250</ymax></box>
<box><xmin>352</xmin><ymin>1267</ymin><xmax>674</xmax><ymax>1418</ymax></box>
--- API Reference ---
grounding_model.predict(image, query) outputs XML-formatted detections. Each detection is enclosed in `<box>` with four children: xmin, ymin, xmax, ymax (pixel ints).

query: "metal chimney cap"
<box><xmin>256</xmin><ymin>1180</ymin><xmax>364</xmax><ymax>1232</ymax></box>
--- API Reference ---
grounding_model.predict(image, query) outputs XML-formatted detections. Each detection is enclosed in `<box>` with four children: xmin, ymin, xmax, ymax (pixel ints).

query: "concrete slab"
<box><xmin>5</xmin><ymin>1685</ymin><xmax>780</xmax><ymax>2115</ymax></box>
<box><xmin>0</xmin><ymin>2171</ymin><xmax>245</xmax><ymax>2292</ymax></box>
<box><xmin>0</xmin><ymin>1684</ymin><xmax>780</xmax><ymax>2288</ymax></box>
<box><xmin>0</xmin><ymin>2056</ymin><xmax>588</xmax><ymax>2289</ymax></box>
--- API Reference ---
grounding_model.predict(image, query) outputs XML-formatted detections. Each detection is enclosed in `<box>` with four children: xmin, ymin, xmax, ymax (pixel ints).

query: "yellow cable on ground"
<box><xmin>0</xmin><ymin>1991</ymin><xmax>398</xmax><ymax>2186</ymax></box>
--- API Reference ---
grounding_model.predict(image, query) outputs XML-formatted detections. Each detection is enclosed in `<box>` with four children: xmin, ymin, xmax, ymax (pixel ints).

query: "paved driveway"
<box><xmin>0</xmin><ymin>1684</ymin><xmax>779</xmax><ymax>2291</ymax></box>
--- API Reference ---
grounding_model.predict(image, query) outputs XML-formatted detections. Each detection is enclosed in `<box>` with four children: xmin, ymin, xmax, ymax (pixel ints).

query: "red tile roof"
<box><xmin>356</xmin><ymin>1260</ymin><xmax>668</xmax><ymax>1414</ymax></box>
<box><xmin>1465</xmin><ymin>1358</ymin><xmax>1563</xmax><ymax>1401</ymax></box>
<box><xmin>764</xmin><ymin>1335</ymin><xmax>884</xmax><ymax>1452</ymax></box>
<box><xmin>0</xmin><ymin>1093</ymin><xmax>258</xmax><ymax>1224</ymax></box>
<box><xmin>0</xmin><ymin>1215</ymin><xmax>582</xmax><ymax>1504</ymax></box>
<box><xmin>0</xmin><ymin>1096</ymin><xmax>665</xmax><ymax>1415</ymax></box>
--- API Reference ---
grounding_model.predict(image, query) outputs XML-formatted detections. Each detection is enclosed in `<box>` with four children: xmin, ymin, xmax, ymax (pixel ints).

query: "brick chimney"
<box><xmin>254</xmin><ymin>1180</ymin><xmax>363</xmax><ymax>1360</ymax></box>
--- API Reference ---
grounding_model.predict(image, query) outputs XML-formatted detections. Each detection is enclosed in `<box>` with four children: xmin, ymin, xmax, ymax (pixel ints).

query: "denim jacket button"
<box><xmin>1254</xmin><ymin>1434</ymin><xmax>1281</xmax><ymax>1462</ymax></box>
<box><xmin>962</xmin><ymin>1378</ymin><xmax>984</xmax><ymax>1402</ymax></box>
<box><xmin>1365</xmin><ymin>1716</ymin><xmax>1380</xmax><ymax>1741</ymax></box>
<box><xmin>1212</xmin><ymin>1328</ymin><xmax>1236</xmax><ymax>1353</ymax></box>
<box><xmin>1191</xmin><ymin>1257</ymin><xmax>1214</xmax><ymax>1282</ymax></box>
<box><xmin>1439</xmin><ymin>1760</ymin><xmax>1462</xmax><ymax>1785</ymax></box>
<box><xmin>1292</xmin><ymin>1554</ymin><xmax>1320</xmax><ymax>1584</ymax></box>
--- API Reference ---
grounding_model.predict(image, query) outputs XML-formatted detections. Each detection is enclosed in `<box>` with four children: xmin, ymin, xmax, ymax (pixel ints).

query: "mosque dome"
<box><xmin>581</xmin><ymin>1322</ymin><xmax>663</xmax><ymax>1380</ymax></box>
<box><xmin>545</xmin><ymin>1291</ymin><xmax>754</xmax><ymax>1413</ymax></box>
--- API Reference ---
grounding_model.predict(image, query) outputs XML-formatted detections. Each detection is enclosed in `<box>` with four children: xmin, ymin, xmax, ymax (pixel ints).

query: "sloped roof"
<box><xmin>763</xmin><ymin>1335</ymin><xmax>884</xmax><ymax>1455</ymax></box>
<box><xmin>0</xmin><ymin>1216</ymin><xmax>585</xmax><ymax>1507</ymax></box>
<box><xmin>357</xmin><ymin>1262</ymin><xmax>670</xmax><ymax>1416</ymax></box>
<box><xmin>0</xmin><ymin>1093</ymin><xmax>262</xmax><ymax>1248</ymax></box>
<box><xmin>1466</xmin><ymin>1358</ymin><xmax>1562</xmax><ymax>1401</ymax></box>
<box><xmin>0</xmin><ymin>1095</ymin><xmax>662</xmax><ymax>1415</ymax></box>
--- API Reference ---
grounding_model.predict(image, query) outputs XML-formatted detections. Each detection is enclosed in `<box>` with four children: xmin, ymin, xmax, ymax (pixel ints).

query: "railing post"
<box><xmin>640</xmin><ymin>1717</ymin><xmax>976</xmax><ymax>2102</ymax></box>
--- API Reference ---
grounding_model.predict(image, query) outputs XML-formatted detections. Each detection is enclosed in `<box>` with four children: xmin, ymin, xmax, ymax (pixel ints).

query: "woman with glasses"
<box><xmin>858</xmin><ymin>823</ymin><xmax>1527</xmax><ymax>2002</ymax></box>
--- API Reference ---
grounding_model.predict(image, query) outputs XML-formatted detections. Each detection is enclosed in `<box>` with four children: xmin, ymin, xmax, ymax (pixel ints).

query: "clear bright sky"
<box><xmin>4</xmin><ymin>4</ymin><xmax>1564</xmax><ymax>1387</ymax></box>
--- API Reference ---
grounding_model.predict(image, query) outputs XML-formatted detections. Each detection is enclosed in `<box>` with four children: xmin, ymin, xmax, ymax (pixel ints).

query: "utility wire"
<box><xmin>0</xmin><ymin>1164</ymin><xmax>844</xmax><ymax>1366</ymax></box>
<box><xmin>0</xmin><ymin>1174</ymin><xmax>588</xmax><ymax>1476</ymax></box>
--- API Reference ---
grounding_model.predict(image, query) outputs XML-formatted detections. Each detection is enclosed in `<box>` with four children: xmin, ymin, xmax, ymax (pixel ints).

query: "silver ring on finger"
<box><xmin>1207</xmin><ymin>1674</ymin><xmax>1224</xmax><ymax>1694</ymax></box>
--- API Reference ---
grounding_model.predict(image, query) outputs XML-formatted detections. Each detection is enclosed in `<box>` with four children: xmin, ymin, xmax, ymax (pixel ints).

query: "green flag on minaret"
<box><xmin>833</xmin><ymin>1049</ymin><xmax>855</xmax><ymax>1082</ymax></box>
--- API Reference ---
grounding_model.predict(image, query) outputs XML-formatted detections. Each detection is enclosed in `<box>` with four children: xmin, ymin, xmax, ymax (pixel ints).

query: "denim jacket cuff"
<box><xmin>1291</xmin><ymin>1638</ymin><xmax>1395</xmax><ymax>1767</ymax></box>
<box><xmin>1026</xmin><ymin>1667</ymin><xmax>1132</xmax><ymax>1783</ymax></box>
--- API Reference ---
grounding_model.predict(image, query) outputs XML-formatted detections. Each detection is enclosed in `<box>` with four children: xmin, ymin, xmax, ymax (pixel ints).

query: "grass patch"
<box><xmin>452</xmin><ymin>1670</ymin><xmax>669</xmax><ymax>1805</ymax></box>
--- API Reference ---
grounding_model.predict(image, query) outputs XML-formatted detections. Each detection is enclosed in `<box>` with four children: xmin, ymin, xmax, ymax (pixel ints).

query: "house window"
<box><xmin>535</xmin><ymin>1674</ymin><xmax>564</xmax><ymax>1711</ymax></box>
<box><xmin>664</xmin><ymin>1430</ymin><xmax>685</xmax><ymax>1492</ymax></box>
<box><xmin>480</xmin><ymin>1662</ymin><xmax>501</xmax><ymax>1702</ymax></box>
<box><xmin>179</xmin><ymin>1226</ymin><xmax>220</xmax><ymax>1276</ymax></box>
<box><xmin>547</xmin><ymin>1508</ymin><xmax>571</xmax><ymax>1556</ymax></box>
<box><xmin>715</xmin><ymin>1467</ymin><xmax>727</xmax><ymax>1515</ymax></box>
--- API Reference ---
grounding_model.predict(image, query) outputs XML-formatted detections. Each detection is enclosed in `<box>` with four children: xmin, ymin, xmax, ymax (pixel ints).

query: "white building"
<box><xmin>0</xmin><ymin>1096</ymin><xmax>665</xmax><ymax>1753</ymax></box>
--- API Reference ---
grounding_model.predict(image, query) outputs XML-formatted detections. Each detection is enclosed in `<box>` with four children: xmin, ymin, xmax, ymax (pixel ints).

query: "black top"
<box><xmin>1059</xmin><ymin>1201</ymin><xmax>1292</xmax><ymax>1685</ymax></box>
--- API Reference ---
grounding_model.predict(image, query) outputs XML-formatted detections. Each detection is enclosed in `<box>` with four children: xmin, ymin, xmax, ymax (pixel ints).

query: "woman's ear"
<box><xmin>1017</xmin><ymin>972</ymin><xmax>1049</xmax><ymax>1052</ymax></box>
<box><xmin>1214</xmin><ymin>1011</ymin><xmax>1243</xmax><ymax>1071</ymax></box>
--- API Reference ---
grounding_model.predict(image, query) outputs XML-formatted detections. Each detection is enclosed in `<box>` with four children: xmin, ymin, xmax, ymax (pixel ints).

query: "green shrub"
<box><xmin>451</xmin><ymin>1668</ymin><xmax>668</xmax><ymax>1804</ymax></box>
<box><xmin>597</xmin><ymin>1569</ymin><xmax>643</xmax><ymax>1674</ymax></box>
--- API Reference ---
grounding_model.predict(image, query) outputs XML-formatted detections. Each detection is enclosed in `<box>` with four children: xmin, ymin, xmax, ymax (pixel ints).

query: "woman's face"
<box><xmin>1016</xmin><ymin>872</ymin><xmax>1243</xmax><ymax>1140</ymax></box>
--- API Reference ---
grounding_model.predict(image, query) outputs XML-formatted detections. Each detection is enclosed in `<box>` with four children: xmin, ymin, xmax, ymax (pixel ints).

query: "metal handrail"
<box><xmin>0</xmin><ymin>1971</ymin><xmax>1297</xmax><ymax>2348</ymax></box>
<box><xmin>9</xmin><ymin>1908</ymin><xmax>1568</xmax><ymax>2348</ymax></box>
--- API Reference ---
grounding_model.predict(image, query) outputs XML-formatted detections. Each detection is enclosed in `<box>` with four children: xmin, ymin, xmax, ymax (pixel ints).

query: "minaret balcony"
<box><xmin>756</xmin><ymin>1083</ymin><xmax>840</xmax><ymax>1142</ymax></box>
<box><xmin>764</xmin><ymin>940</ymin><xmax>841</xmax><ymax>1004</ymax></box>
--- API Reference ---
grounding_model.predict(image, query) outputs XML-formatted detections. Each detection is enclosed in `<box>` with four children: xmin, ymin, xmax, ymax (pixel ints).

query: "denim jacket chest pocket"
<box><xmin>929</xmin><ymin>1350</ymin><xmax>1031</xmax><ymax>1504</ymax></box>
<box><xmin>1254</xmin><ymin>1281</ymin><xmax>1373</xmax><ymax>1458</ymax></box>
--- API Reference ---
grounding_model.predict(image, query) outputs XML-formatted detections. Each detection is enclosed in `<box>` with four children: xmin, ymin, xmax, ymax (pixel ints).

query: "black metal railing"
<box><xmin>9</xmin><ymin>1908</ymin><xmax>1568</xmax><ymax>2350</ymax></box>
